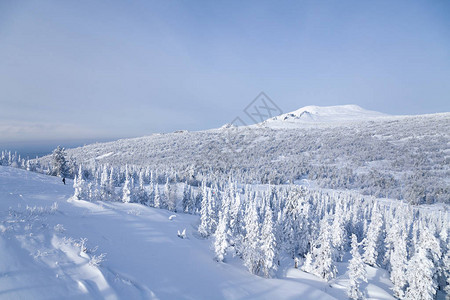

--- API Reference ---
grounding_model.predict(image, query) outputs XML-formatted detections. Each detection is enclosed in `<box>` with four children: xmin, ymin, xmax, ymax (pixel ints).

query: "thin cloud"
<box><xmin>0</xmin><ymin>121</ymin><xmax>108</xmax><ymax>142</ymax></box>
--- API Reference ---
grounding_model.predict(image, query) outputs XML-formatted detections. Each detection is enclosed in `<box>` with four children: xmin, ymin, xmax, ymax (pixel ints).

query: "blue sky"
<box><xmin>1</xmin><ymin>0</ymin><xmax>449</xmax><ymax>144</ymax></box>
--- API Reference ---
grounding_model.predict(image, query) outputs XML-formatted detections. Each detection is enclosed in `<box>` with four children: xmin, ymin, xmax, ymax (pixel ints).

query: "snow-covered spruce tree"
<box><xmin>87</xmin><ymin>181</ymin><xmax>99</xmax><ymax>201</ymax></box>
<box><xmin>198</xmin><ymin>181</ymin><xmax>209</xmax><ymax>237</ymax></box>
<box><xmin>229</xmin><ymin>192</ymin><xmax>245</xmax><ymax>255</ymax></box>
<box><xmin>363</xmin><ymin>204</ymin><xmax>383</xmax><ymax>266</ymax></box>
<box><xmin>122</xmin><ymin>167</ymin><xmax>132</xmax><ymax>203</ymax></box>
<box><xmin>206</xmin><ymin>189</ymin><xmax>218</xmax><ymax>234</ymax></box>
<box><xmin>301</xmin><ymin>252</ymin><xmax>314</xmax><ymax>273</ymax></box>
<box><xmin>260</xmin><ymin>203</ymin><xmax>277</xmax><ymax>278</ymax></box>
<box><xmin>99</xmin><ymin>165</ymin><xmax>110</xmax><ymax>201</ymax></box>
<box><xmin>388</xmin><ymin>224</ymin><xmax>408</xmax><ymax>298</ymax></box>
<box><xmin>153</xmin><ymin>183</ymin><xmax>161</xmax><ymax>208</ymax></box>
<box><xmin>243</xmin><ymin>201</ymin><xmax>262</xmax><ymax>275</ymax></box>
<box><xmin>332</xmin><ymin>200</ymin><xmax>347</xmax><ymax>262</ymax></box>
<box><xmin>146</xmin><ymin>176</ymin><xmax>154</xmax><ymax>207</ymax></box>
<box><xmin>282</xmin><ymin>188</ymin><xmax>310</xmax><ymax>258</ymax></box>
<box><xmin>347</xmin><ymin>234</ymin><xmax>367</xmax><ymax>300</ymax></box>
<box><xmin>442</xmin><ymin>249</ymin><xmax>450</xmax><ymax>296</ymax></box>
<box><xmin>51</xmin><ymin>146</ymin><xmax>69</xmax><ymax>177</ymax></box>
<box><xmin>137</xmin><ymin>170</ymin><xmax>148</xmax><ymax>204</ymax></box>
<box><xmin>214</xmin><ymin>208</ymin><xmax>229</xmax><ymax>262</ymax></box>
<box><xmin>165</xmin><ymin>177</ymin><xmax>176</xmax><ymax>211</ymax></box>
<box><xmin>73</xmin><ymin>165</ymin><xmax>86</xmax><ymax>200</ymax></box>
<box><xmin>404</xmin><ymin>246</ymin><xmax>437</xmax><ymax>300</ymax></box>
<box><xmin>182</xmin><ymin>182</ymin><xmax>192</xmax><ymax>213</ymax></box>
<box><xmin>309</xmin><ymin>214</ymin><xmax>337</xmax><ymax>281</ymax></box>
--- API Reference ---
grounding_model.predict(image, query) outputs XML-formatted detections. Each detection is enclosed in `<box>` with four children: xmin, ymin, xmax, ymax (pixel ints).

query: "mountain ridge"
<box><xmin>257</xmin><ymin>104</ymin><xmax>388</xmax><ymax>128</ymax></box>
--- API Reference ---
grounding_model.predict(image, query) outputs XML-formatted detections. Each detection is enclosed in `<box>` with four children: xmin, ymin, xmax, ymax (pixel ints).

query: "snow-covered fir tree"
<box><xmin>260</xmin><ymin>203</ymin><xmax>277</xmax><ymax>278</ymax></box>
<box><xmin>332</xmin><ymin>200</ymin><xmax>347</xmax><ymax>262</ymax></box>
<box><xmin>51</xmin><ymin>146</ymin><xmax>69</xmax><ymax>177</ymax></box>
<box><xmin>73</xmin><ymin>165</ymin><xmax>86</xmax><ymax>200</ymax></box>
<box><xmin>182</xmin><ymin>182</ymin><xmax>192</xmax><ymax>213</ymax></box>
<box><xmin>363</xmin><ymin>204</ymin><xmax>383</xmax><ymax>266</ymax></box>
<box><xmin>242</xmin><ymin>200</ymin><xmax>261</xmax><ymax>275</ymax></box>
<box><xmin>153</xmin><ymin>183</ymin><xmax>161</xmax><ymax>208</ymax></box>
<box><xmin>198</xmin><ymin>181</ymin><xmax>210</xmax><ymax>237</ymax></box>
<box><xmin>389</xmin><ymin>225</ymin><xmax>408</xmax><ymax>298</ymax></box>
<box><xmin>404</xmin><ymin>246</ymin><xmax>437</xmax><ymax>300</ymax></box>
<box><xmin>122</xmin><ymin>167</ymin><xmax>132</xmax><ymax>203</ymax></box>
<box><xmin>308</xmin><ymin>214</ymin><xmax>337</xmax><ymax>281</ymax></box>
<box><xmin>347</xmin><ymin>234</ymin><xmax>367</xmax><ymax>300</ymax></box>
<box><xmin>165</xmin><ymin>177</ymin><xmax>176</xmax><ymax>211</ymax></box>
<box><xmin>213</xmin><ymin>209</ymin><xmax>229</xmax><ymax>262</ymax></box>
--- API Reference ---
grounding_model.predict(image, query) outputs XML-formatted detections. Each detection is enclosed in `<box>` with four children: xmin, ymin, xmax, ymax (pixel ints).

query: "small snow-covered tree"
<box><xmin>442</xmin><ymin>249</ymin><xmax>450</xmax><ymax>296</ymax></box>
<box><xmin>122</xmin><ymin>167</ymin><xmax>132</xmax><ymax>203</ymax></box>
<box><xmin>73</xmin><ymin>165</ymin><xmax>86</xmax><ymax>200</ymax></box>
<box><xmin>153</xmin><ymin>183</ymin><xmax>161</xmax><ymax>208</ymax></box>
<box><xmin>198</xmin><ymin>181</ymin><xmax>209</xmax><ymax>237</ymax></box>
<box><xmin>99</xmin><ymin>165</ymin><xmax>110</xmax><ymax>201</ymax></box>
<box><xmin>243</xmin><ymin>201</ymin><xmax>261</xmax><ymax>275</ymax></box>
<box><xmin>363</xmin><ymin>204</ymin><xmax>383</xmax><ymax>266</ymax></box>
<box><xmin>260</xmin><ymin>204</ymin><xmax>277</xmax><ymax>277</ymax></box>
<box><xmin>51</xmin><ymin>146</ymin><xmax>69</xmax><ymax>177</ymax></box>
<box><xmin>214</xmin><ymin>209</ymin><xmax>229</xmax><ymax>262</ymax></box>
<box><xmin>332</xmin><ymin>201</ymin><xmax>347</xmax><ymax>262</ymax></box>
<box><xmin>301</xmin><ymin>252</ymin><xmax>314</xmax><ymax>273</ymax></box>
<box><xmin>182</xmin><ymin>182</ymin><xmax>192</xmax><ymax>213</ymax></box>
<box><xmin>347</xmin><ymin>234</ymin><xmax>367</xmax><ymax>300</ymax></box>
<box><xmin>165</xmin><ymin>177</ymin><xmax>176</xmax><ymax>211</ymax></box>
<box><xmin>136</xmin><ymin>170</ymin><xmax>148</xmax><ymax>204</ymax></box>
<box><xmin>309</xmin><ymin>215</ymin><xmax>337</xmax><ymax>281</ymax></box>
<box><xmin>389</xmin><ymin>228</ymin><xmax>408</xmax><ymax>298</ymax></box>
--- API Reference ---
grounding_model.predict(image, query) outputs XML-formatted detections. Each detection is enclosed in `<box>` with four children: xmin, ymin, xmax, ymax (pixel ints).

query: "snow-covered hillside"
<box><xmin>0</xmin><ymin>166</ymin><xmax>402</xmax><ymax>299</ymax></box>
<box><xmin>31</xmin><ymin>108</ymin><xmax>450</xmax><ymax>204</ymax></box>
<box><xmin>260</xmin><ymin>104</ymin><xmax>388</xmax><ymax>128</ymax></box>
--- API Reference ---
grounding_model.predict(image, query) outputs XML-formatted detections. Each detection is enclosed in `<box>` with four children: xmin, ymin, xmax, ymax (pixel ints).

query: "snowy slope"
<box><xmin>31</xmin><ymin>110</ymin><xmax>450</xmax><ymax>204</ymax></box>
<box><xmin>259</xmin><ymin>104</ymin><xmax>388</xmax><ymax>128</ymax></box>
<box><xmin>0</xmin><ymin>166</ymin><xmax>397</xmax><ymax>299</ymax></box>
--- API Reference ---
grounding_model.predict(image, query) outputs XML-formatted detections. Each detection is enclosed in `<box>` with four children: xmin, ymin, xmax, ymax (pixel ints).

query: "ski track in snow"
<box><xmin>0</xmin><ymin>166</ymin><xmax>396</xmax><ymax>299</ymax></box>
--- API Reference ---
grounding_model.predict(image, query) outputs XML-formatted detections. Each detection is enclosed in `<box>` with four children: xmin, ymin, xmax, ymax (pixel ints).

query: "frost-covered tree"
<box><xmin>442</xmin><ymin>249</ymin><xmax>450</xmax><ymax>296</ymax></box>
<box><xmin>165</xmin><ymin>177</ymin><xmax>176</xmax><ymax>211</ymax></box>
<box><xmin>404</xmin><ymin>246</ymin><xmax>437</xmax><ymax>300</ymax></box>
<box><xmin>99</xmin><ymin>165</ymin><xmax>110</xmax><ymax>201</ymax></box>
<box><xmin>51</xmin><ymin>146</ymin><xmax>69</xmax><ymax>177</ymax></box>
<box><xmin>206</xmin><ymin>189</ymin><xmax>218</xmax><ymax>234</ymax></box>
<box><xmin>73</xmin><ymin>165</ymin><xmax>86</xmax><ymax>200</ymax></box>
<box><xmin>182</xmin><ymin>182</ymin><xmax>193</xmax><ymax>213</ymax></box>
<box><xmin>122</xmin><ymin>167</ymin><xmax>132</xmax><ymax>203</ymax></box>
<box><xmin>260</xmin><ymin>203</ymin><xmax>277</xmax><ymax>277</ymax></box>
<box><xmin>198</xmin><ymin>181</ymin><xmax>209</xmax><ymax>237</ymax></box>
<box><xmin>347</xmin><ymin>234</ymin><xmax>367</xmax><ymax>300</ymax></box>
<box><xmin>309</xmin><ymin>215</ymin><xmax>337</xmax><ymax>281</ymax></box>
<box><xmin>214</xmin><ymin>209</ymin><xmax>229</xmax><ymax>262</ymax></box>
<box><xmin>363</xmin><ymin>204</ymin><xmax>383</xmax><ymax>266</ymax></box>
<box><xmin>243</xmin><ymin>201</ymin><xmax>261</xmax><ymax>275</ymax></box>
<box><xmin>389</xmin><ymin>227</ymin><xmax>408</xmax><ymax>298</ymax></box>
<box><xmin>301</xmin><ymin>252</ymin><xmax>314</xmax><ymax>273</ymax></box>
<box><xmin>136</xmin><ymin>170</ymin><xmax>148</xmax><ymax>204</ymax></box>
<box><xmin>152</xmin><ymin>183</ymin><xmax>160</xmax><ymax>208</ymax></box>
<box><xmin>282</xmin><ymin>189</ymin><xmax>310</xmax><ymax>257</ymax></box>
<box><xmin>332</xmin><ymin>201</ymin><xmax>347</xmax><ymax>262</ymax></box>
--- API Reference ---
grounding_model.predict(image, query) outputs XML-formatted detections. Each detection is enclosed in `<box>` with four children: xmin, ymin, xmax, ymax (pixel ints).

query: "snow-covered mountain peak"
<box><xmin>261</xmin><ymin>104</ymin><xmax>388</xmax><ymax>128</ymax></box>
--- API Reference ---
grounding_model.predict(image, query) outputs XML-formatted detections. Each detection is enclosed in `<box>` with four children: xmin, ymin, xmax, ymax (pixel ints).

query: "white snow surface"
<box><xmin>0</xmin><ymin>166</ymin><xmax>395</xmax><ymax>299</ymax></box>
<box><xmin>260</xmin><ymin>104</ymin><xmax>388</xmax><ymax>128</ymax></box>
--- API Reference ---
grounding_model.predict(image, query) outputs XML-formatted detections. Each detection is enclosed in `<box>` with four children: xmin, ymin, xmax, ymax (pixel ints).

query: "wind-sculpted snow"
<box><xmin>32</xmin><ymin>112</ymin><xmax>450</xmax><ymax>204</ymax></box>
